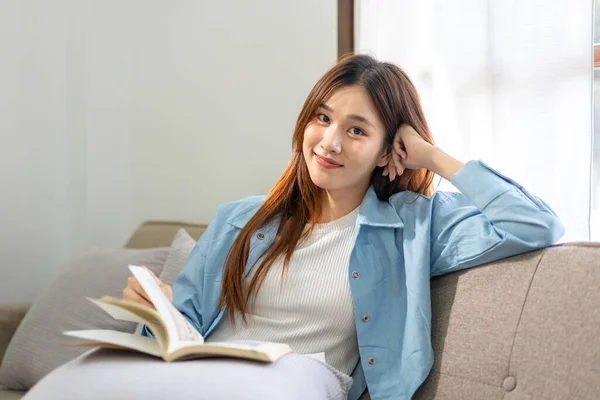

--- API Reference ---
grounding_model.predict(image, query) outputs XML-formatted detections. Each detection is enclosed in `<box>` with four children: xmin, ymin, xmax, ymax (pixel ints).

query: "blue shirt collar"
<box><xmin>227</xmin><ymin>185</ymin><xmax>404</xmax><ymax>229</ymax></box>
<box><xmin>356</xmin><ymin>185</ymin><xmax>404</xmax><ymax>228</ymax></box>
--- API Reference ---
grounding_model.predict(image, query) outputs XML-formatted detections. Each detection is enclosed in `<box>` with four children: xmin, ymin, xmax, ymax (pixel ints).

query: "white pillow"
<box><xmin>158</xmin><ymin>228</ymin><xmax>197</xmax><ymax>287</ymax></box>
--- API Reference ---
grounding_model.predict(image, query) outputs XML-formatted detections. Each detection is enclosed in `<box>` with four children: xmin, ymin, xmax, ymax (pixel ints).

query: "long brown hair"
<box><xmin>219</xmin><ymin>53</ymin><xmax>435</xmax><ymax>322</ymax></box>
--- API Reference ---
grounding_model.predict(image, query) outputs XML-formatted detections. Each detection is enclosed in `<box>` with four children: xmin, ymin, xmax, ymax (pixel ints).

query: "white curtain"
<box><xmin>356</xmin><ymin>0</ymin><xmax>593</xmax><ymax>242</ymax></box>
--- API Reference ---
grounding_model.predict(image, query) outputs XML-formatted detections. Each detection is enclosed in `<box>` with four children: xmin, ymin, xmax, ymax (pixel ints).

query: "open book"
<box><xmin>63</xmin><ymin>265</ymin><xmax>293</xmax><ymax>363</ymax></box>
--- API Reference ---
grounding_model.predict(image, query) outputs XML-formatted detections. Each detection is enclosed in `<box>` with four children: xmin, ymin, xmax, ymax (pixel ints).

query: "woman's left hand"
<box><xmin>382</xmin><ymin>124</ymin><xmax>436</xmax><ymax>181</ymax></box>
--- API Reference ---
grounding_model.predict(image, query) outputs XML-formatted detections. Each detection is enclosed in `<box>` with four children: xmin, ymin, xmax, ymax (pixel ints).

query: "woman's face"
<box><xmin>302</xmin><ymin>85</ymin><xmax>389</xmax><ymax>196</ymax></box>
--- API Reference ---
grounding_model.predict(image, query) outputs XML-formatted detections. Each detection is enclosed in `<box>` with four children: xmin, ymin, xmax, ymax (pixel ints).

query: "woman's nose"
<box><xmin>319</xmin><ymin>126</ymin><xmax>342</xmax><ymax>153</ymax></box>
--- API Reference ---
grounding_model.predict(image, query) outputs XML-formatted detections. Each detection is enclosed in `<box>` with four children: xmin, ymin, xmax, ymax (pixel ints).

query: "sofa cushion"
<box><xmin>0</xmin><ymin>248</ymin><xmax>169</xmax><ymax>390</ymax></box>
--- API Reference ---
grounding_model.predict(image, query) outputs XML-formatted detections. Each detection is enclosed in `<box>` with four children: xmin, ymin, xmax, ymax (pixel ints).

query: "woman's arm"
<box><xmin>426</xmin><ymin>147</ymin><xmax>464</xmax><ymax>182</ymax></box>
<box><xmin>385</xmin><ymin>124</ymin><xmax>464</xmax><ymax>181</ymax></box>
<box><xmin>429</xmin><ymin>159</ymin><xmax>564</xmax><ymax>277</ymax></box>
<box><xmin>385</xmin><ymin>124</ymin><xmax>564</xmax><ymax>277</ymax></box>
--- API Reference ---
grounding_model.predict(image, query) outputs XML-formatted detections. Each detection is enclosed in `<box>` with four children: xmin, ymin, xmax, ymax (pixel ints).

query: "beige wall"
<box><xmin>0</xmin><ymin>0</ymin><xmax>337</xmax><ymax>302</ymax></box>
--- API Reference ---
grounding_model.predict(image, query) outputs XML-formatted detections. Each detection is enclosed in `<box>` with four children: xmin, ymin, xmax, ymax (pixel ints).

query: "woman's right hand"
<box><xmin>122</xmin><ymin>266</ymin><xmax>173</xmax><ymax>309</ymax></box>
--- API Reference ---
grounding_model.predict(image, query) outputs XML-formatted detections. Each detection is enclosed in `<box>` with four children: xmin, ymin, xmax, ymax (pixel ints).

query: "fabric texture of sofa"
<box><xmin>0</xmin><ymin>221</ymin><xmax>599</xmax><ymax>399</ymax></box>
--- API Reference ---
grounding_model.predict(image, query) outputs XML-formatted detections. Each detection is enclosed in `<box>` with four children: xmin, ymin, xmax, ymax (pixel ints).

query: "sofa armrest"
<box><xmin>0</xmin><ymin>303</ymin><xmax>30</xmax><ymax>365</ymax></box>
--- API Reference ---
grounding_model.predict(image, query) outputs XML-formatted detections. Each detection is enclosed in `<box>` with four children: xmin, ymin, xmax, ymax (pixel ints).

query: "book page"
<box><xmin>166</xmin><ymin>340</ymin><xmax>293</xmax><ymax>363</ymax></box>
<box><xmin>93</xmin><ymin>296</ymin><xmax>170</xmax><ymax>354</ymax></box>
<box><xmin>129</xmin><ymin>265</ymin><xmax>204</xmax><ymax>348</ymax></box>
<box><xmin>203</xmin><ymin>340</ymin><xmax>274</xmax><ymax>350</ymax></box>
<box><xmin>87</xmin><ymin>297</ymin><xmax>147</xmax><ymax>324</ymax></box>
<box><xmin>64</xmin><ymin>329</ymin><xmax>162</xmax><ymax>357</ymax></box>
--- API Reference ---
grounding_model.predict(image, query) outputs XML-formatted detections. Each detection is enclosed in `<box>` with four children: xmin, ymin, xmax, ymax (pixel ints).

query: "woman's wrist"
<box><xmin>427</xmin><ymin>147</ymin><xmax>465</xmax><ymax>182</ymax></box>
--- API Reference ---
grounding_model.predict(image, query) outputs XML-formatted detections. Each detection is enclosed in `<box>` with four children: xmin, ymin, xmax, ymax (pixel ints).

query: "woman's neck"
<box><xmin>318</xmin><ymin>187</ymin><xmax>366</xmax><ymax>223</ymax></box>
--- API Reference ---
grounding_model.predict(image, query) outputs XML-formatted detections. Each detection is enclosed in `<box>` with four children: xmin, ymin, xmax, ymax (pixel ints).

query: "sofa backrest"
<box><xmin>124</xmin><ymin>221</ymin><xmax>207</xmax><ymax>249</ymax></box>
<box><xmin>415</xmin><ymin>242</ymin><xmax>600</xmax><ymax>399</ymax></box>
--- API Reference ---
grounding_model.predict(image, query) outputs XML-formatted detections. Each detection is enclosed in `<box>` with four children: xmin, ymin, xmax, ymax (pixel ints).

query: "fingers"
<box><xmin>122</xmin><ymin>287</ymin><xmax>155</xmax><ymax>309</ymax></box>
<box><xmin>391</xmin><ymin>148</ymin><xmax>405</xmax><ymax>177</ymax></box>
<box><xmin>393</xmin><ymin>133</ymin><xmax>408</xmax><ymax>159</ymax></box>
<box><xmin>161</xmin><ymin>284</ymin><xmax>174</xmax><ymax>303</ymax></box>
<box><xmin>383</xmin><ymin>153</ymin><xmax>405</xmax><ymax>182</ymax></box>
<box><xmin>382</xmin><ymin>130</ymin><xmax>408</xmax><ymax>182</ymax></box>
<box><xmin>394</xmin><ymin>140</ymin><xmax>408</xmax><ymax>159</ymax></box>
<box><xmin>126</xmin><ymin>272</ymin><xmax>173</xmax><ymax>305</ymax></box>
<box><xmin>126</xmin><ymin>276</ymin><xmax>151</xmax><ymax>303</ymax></box>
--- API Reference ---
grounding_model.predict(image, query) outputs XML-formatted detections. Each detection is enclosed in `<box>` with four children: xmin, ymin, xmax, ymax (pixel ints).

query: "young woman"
<box><xmin>120</xmin><ymin>53</ymin><xmax>564</xmax><ymax>400</ymax></box>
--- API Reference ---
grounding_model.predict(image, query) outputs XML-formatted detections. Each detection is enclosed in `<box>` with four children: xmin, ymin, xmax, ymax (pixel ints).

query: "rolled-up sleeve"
<box><xmin>429</xmin><ymin>160</ymin><xmax>564</xmax><ymax>278</ymax></box>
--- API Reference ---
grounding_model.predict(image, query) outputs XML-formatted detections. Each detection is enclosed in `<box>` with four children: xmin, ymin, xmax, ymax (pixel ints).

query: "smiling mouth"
<box><xmin>314</xmin><ymin>153</ymin><xmax>343</xmax><ymax>168</ymax></box>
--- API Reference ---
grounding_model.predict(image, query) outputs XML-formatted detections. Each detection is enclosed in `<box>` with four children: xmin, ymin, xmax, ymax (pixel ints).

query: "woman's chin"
<box><xmin>308</xmin><ymin>175</ymin><xmax>332</xmax><ymax>190</ymax></box>
<box><xmin>310</xmin><ymin>178</ymin><xmax>342</xmax><ymax>192</ymax></box>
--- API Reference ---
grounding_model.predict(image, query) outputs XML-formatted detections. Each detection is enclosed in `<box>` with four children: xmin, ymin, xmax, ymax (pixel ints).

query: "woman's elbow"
<box><xmin>535</xmin><ymin>213</ymin><xmax>565</xmax><ymax>246</ymax></box>
<box><xmin>509</xmin><ymin>213</ymin><xmax>565</xmax><ymax>249</ymax></box>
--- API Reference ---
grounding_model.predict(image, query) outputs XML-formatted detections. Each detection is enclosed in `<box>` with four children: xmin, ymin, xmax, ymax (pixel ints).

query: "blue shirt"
<box><xmin>148</xmin><ymin>160</ymin><xmax>564</xmax><ymax>400</ymax></box>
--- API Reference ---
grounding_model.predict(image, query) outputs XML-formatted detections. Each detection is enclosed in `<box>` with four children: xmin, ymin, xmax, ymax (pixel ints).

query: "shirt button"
<box><xmin>361</xmin><ymin>314</ymin><xmax>369</xmax><ymax>322</ymax></box>
<box><xmin>352</xmin><ymin>271</ymin><xmax>360</xmax><ymax>279</ymax></box>
<box><xmin>257</xmin><ymin>233</ymin><xmax>265</xmax><ymax>240</ymax></box>
<box><xmin>367</xmin><ymin>356</ymin><xmax>376</xmax><ymax>365</ymax></box>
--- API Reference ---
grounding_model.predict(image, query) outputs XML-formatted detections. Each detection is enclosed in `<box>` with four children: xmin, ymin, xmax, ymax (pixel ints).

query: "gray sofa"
<box><xmin>1</xmin><ymin>221</ymin><xmax>599</xmax><ymax>399</ymax></box>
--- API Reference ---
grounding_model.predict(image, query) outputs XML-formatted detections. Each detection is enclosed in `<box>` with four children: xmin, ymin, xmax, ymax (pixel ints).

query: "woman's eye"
<box><xmin>317</xmin><ymin>114</ymin><xmax>330</xmax><ymax>123</ymax></box>
<box><xmin>350</xmin><ymin>127</ymin><xmax>365</xmax><ymax>136</ymax></box>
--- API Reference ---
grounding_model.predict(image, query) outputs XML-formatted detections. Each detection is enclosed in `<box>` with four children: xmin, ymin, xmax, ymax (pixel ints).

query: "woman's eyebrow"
<box><xmin>318</xmin><ymin>103</ymin><xmax>376</xmax><ymax>129</ymax></box>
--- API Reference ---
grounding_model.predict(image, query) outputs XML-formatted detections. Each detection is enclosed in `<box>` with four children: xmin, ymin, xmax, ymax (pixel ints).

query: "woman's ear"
<box><xmin>377</xmin><ymin>147</ymin><xmax>392</xmax><ymax>168</ymax></box>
